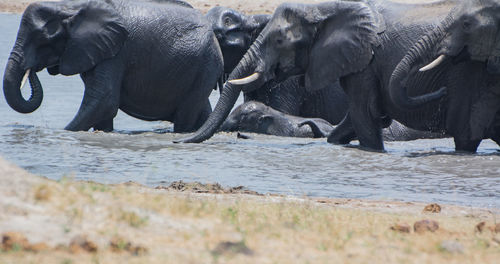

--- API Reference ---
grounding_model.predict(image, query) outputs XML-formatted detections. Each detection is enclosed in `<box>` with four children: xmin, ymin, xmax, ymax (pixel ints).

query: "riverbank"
<box><xmin>1</xmin><ymin>157</ymin><xmax>499</xmax><ymax>263</ymax></box>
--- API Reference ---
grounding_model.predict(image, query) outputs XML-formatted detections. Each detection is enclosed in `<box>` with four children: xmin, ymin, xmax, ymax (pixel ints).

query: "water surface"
<box><xmin>1</xmin><ymin>13</ymin><xmax>499</xmax><ymax>208</ymax></box>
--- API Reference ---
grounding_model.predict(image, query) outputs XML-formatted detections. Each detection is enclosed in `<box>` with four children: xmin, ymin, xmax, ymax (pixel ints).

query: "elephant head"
<box><xmin>219</xmin><ymin>101</ymin><xmax>273</xmax><ymax>133</ymax></box>
<box><xmin>206</xmin><ymin>6</ymin><xmax>270</xmax><ymax>73</ymax></box>
<box><xmin>389</xmin><ymin>0</ymin><xmax>500</xmax><ymax>109</ymax></box>
<box><xmin>3</xmin><ymin>0</ymin><xmax>127</xmax><ymax>114</ymax></box>
<box><xmin>177</xmin><ymin>1</ymin><xmax>378</xmax><ymax>143</ymax></box>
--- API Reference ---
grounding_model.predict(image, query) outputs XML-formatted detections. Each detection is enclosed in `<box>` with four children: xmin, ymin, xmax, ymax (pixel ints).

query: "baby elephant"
<box><xmin>220</xmin><ymin>101</ymin><xmax>333</xmax><ymax>138</ymax></box>
<box><xmin>221</xmin><ymin>102</ymin><xmax>445</xmax><ymax>141</ymax></box>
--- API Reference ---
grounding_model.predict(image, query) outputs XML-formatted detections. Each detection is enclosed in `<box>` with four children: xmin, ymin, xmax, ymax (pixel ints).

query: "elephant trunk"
<box><xmin>219</xmin><ymin>115</ymin><xmax>238</xmax><ymax>132</ymax></box>
<box><xmin>388</xmin><ymin>14</ymin><xmax>453</xmax><ymax>110</ymax></box>
<box><xmin>3</xmin><ymin>52</ymin><xmax>43</xmax><ymax>113</ymax></box>
<box><xmin>176</xmin><ymin>38</ymin><xmax>264</xmax><ymax>143</ymax></box>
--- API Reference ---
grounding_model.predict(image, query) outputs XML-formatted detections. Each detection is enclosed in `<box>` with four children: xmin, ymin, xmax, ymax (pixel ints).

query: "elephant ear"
<box><xmin>304</xmin><ymin>1</ymin><xmax>379</xmax><ymax>92</ymax></box>
<box><xmin>487</xmin><ymin>32</ymin><xmax>500</xmax><ymax>74</ymax></box>
<box><xmin>247</xmin><ymin>14</ymin><xmax>271</xmax><ymax>39</ymax></box>
<box><xmin>59</xmin><ymin>0</ymin><xmax>128</xmax><ymax>75</ymax></box>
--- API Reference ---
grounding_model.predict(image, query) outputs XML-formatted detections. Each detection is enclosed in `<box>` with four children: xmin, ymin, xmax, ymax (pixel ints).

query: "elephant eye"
<box><xmin>462</xmin><ymin>17</ymin><xmax>475</xmax><ymax>31</ymax></box>
<box><xmin>463</xmin><ymin>20</ymin><xmax>471</xmax><ymax>30</ymax></box>
<box><xmin>45</xmin><ymin>19</ymin><xmax>62</xmax><ymax>37</ymax></box>
<box><xmin>224</xmin><ymin>17</ymin><xmax>232</xmax><ymax>27</ymax></box>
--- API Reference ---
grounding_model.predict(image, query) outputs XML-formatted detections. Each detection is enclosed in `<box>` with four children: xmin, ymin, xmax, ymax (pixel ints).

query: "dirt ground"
<box><xmin>1</xmin><ymin>157</ymin><xmax>500</xmax><ymax>263</ymax></box>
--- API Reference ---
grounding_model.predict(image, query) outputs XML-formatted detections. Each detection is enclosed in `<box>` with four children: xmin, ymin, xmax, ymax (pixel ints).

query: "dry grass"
<box><xmin>0</xmin><ymin>171</ymin><xmax>499</xmax><ymax>263</ymax></box>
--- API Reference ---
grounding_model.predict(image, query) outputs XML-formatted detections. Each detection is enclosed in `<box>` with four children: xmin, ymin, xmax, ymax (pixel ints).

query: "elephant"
<box><xmin>244</xmin><ymin>76</ymin><xmax>349</xmax><ymax>126</ymax></box>
<box><xmin>388</xmin><ymin>0</ymin><xmax>500</xmax><ymax>152</ymax></box>
<box><xmin>207</xmin><ymin>6</ymin><xmax>348</xmax><ymax>129</ymax></box>
<box><xmin>205</xmin><ymin>7</ymin><xmax>270</xmax><ymax>78</ymax></box>
<box><xmin>220</xmin><ymin>101</ymin><xmax>334</xmax><ymax>138</ymax></box>
<box><xmin>222</xmin><ymin>101</ymin><xmax>444</xmax><ymax>141</ymax></box>
<box><xmin>3</xmin><ymin>0</ymin><xmax>223</xmax><ymax>133</ymax></box>
<box><xmin>176</xmin><ymin>0</ymin><xmax>452</xmax><ymax>145</ymax></box>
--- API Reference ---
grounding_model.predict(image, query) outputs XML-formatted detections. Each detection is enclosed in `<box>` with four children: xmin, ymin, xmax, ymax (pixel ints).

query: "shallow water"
<box><xmin>1</xmin><ymin>13</ymin><xmax>499</xmax><ymax>208</ymax></box>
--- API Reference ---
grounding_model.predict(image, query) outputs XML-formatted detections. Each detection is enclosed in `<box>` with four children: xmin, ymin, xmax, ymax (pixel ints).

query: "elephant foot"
<box><xmin>93</xmin><ymin>118</ymin><xmax>114</xmax><ymax>132</ymax></box>
<box><xmin>64</xmin><ymin>122</ymin><xmax>92</xmax><ymax>132</ymax></box>
<box><xmin>355</xmin><ymin>126</ymin><xmax>385</xmax><ymax>151</ymax></box>
<box><xmin>327</xmin><ymin>113</ymin><xmax>356</xmax><ymax>144</ymax></box>
<box><xmin>358</xmin><ymin>142</ymin><xmax>386</xmax><ymax>153</ymax></box>
<box><xmin>492</xmin><ymin>135</ymin><xmax>500</xmax><ymax>148</ymax></box>
<box><xmin>454</xmin><ymin>138</ymin><xmax>481</xmax><ymax>153</ymax></box>
<box><xmin>327</xmin><ymin>127</ymin><xmax>356</xmax><ymax>145</ymax></box>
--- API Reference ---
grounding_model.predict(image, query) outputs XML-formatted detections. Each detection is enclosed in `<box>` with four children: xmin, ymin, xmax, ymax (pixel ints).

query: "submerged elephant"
<box><xmin>222</xmin><ymin>101</ymin><xmax>443</xmax><ymax>141</ymax></box>
<box><xmin>3</xmin><ymin>0</ymin><xmax>222</xmax><ymax>132</ymax></box>
<box><xmin>244</xmin><ymin>76</ymin><xmax>349</xmax><ymax>126</ymax></box>
<box><xmin>389</xmin><ymin>0</ymin><xmax>500</xmax><ymax>152</ymax></box>
<box><xmin>177</xmin><ymin>0</ymin><xmax>451</xmax><ymax>145</ymax></box>
<box><xmin>220</xmin><ymin>101</ymin><xmax>334</xmax><ymax>138</ymax></box>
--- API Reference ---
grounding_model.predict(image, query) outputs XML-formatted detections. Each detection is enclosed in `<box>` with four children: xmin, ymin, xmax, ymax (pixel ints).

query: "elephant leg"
<box><xmin>456</xmin><ymin>91</ymin><xmax>500</xmax><ymax>152</ymax></box>
<box><xmin>93</xmin><ymin>118</ymin><xmax>114</xmax><ymax>132</ymax></box>
<box><xmin>174</xmin><ymin>86</ymin><xmax>214</xmax><ymax>133</ymax></box>
<box><xmin>492</xmin><ymin>134</ymin><xmax>500</xmax><ymax>147</ymax></box>
<box><xmin>65</xmin><ymin>59</ymin><xmax>123</xmax><ymax>132</ymax></box>
<box><xmin>193</xmin><ymin>99</ymin><xmax>212</xmax><ymax>130</ymax></box>
<box><xmin>454</xmin><ymin>138</ymin><xmax>481</xmax><ymax>153</ymax></box>
<box><xmin>327</xmin><ymin>113</ymin><xmax>357</xmax><ymax>144</ymax></box>
<box><xmin>342</xmin><ymin>74</ymin><xmax>384</xmax><ymax>151</ymax></box>
<box><xmin>490</xmin><ymin>113</ymin><xmax>500</xmax><ymax>147</ymax></box>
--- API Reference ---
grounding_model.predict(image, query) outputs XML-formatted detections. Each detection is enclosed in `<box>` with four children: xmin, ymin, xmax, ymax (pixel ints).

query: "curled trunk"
<box><xmin>176</xmin><ymin>39</ymin><xmax>263</xmax><ymax>143</ymax></box>
<box><xmin>3</xmin><ymin>55</ymin><xmax>43</xmax><ymax>113</ymax></box>
<box><xmin>388</xmin><ymin>15</ymin><xmax>453</xmax><ymax>109</ymax></box>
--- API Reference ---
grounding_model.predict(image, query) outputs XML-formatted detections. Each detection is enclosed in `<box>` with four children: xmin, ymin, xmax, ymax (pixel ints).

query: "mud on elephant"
<box><xmin>3</xmin><ymin>0</ymin><xmax>222</xmax><ymax>132</ymax></box>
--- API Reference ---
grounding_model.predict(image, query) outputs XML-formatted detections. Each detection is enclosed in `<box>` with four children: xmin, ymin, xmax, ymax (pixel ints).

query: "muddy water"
<box><xmin>1</xmin><ymin>14</ymin><xmax>499</xmax><ymax>208</ymax></box>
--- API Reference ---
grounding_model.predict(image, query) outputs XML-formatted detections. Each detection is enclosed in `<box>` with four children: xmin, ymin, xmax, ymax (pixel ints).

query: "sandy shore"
<box><xmin>0</xmin><ymin>157</ymin><xmax>499</xmax><ymax>263</ymax></box>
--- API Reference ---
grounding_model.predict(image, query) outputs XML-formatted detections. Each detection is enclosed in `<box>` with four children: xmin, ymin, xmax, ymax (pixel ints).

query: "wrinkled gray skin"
<box><xmin>206</xmin><ymin>7</ymin><xmax>270</xmax><ymax>77</ymax></box>
<box><xmin>177</xmin><ymin>0</ymin><xmax>451</xmax><ymax>146</ymax></box>
<box><xmin>245</xmin><ymin>76</ymin><xmax>349</xmax><ymax>126</ymax></box>
<box><xmin>216</xmin><ymin>5</ymin><xmax>437</xmax><ymax>141</ymax></box>
<box><xmin>207</xmin><ymin>7</ymin><xmax>350</xmax><ymax>131</ymax></box>
<box><xmin>389</xmin><ymin>0</ymin><xmax>500</xmax><ymax>152</ymax></box>
<box><xmin>222</xmin><ymin>101</ymin><xmax>442</xmax><ymax>141</ymax></box>
<box><xmin>220</xmin><ymin>101</ymin><xmax>334</xmax><ymax>138</ymax></box>
<box><xmin>206</xmin><ymin>7</ymin><xmax>350</xmax><ymax>135</ymax></box>
<box><xmin>3</xmin><ymin>0</ymin><xmax>222</xmax><ymax>132</ymax></box>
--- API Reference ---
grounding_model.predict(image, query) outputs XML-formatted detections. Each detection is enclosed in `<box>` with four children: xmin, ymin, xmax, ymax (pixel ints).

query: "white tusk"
<box><xmin>20</xmin><ymin>69</ymin><xmax>31</xmax><ymax>90</ymax></box>
<box><xmin>228</xmin><ymin>72</ymin><xmax>260</xmax><ymax>85</ymax></box>
<box><xmin>419</xmin><ymin>55</ymin><xmax>446</xmax><ymax>72</ymax></box>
